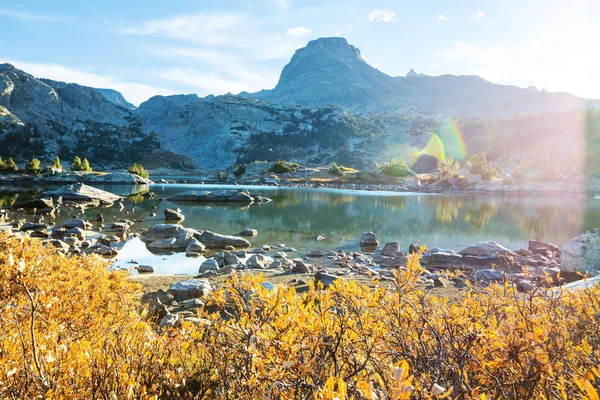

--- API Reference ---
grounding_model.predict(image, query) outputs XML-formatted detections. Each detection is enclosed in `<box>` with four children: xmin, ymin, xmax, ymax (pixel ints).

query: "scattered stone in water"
<box><xmin>307</xmin><ymin>250</ymin><xmax>325</xmax><ymax>257</ymax></box>
<box><xmin>239</xmin><ymin>228</ymin><xmax>258</xmax><ymax>237</ymax></box>
<box><xmin>164</xmin><ymin>208</ymin><xmax>185</xmax><ymax>222</ymax></box>
<box><xmin>359</xmin><ymin>231</ymin><xmax>379</xmax><ymax>246</ymax></box>
<box><xmin>92</xmin><ymin>213</ymin><xmax>104</xmax><ymax>222</ymax></box>
<box><xmin>186</xmin><ymin>238</ymin><xmax>206</xmax><ymax>253</ymax></box>
<box><xmin>137</xmin><ymin>265</ymin><xmax>155</xmax><ymax>273</ymax></box>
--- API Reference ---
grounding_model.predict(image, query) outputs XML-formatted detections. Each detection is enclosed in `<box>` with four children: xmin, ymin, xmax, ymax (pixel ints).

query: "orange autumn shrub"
<box><xmin>0</xmin><ymin>233</ymin><xmax>599</xmax><ymax>399</ymax></box>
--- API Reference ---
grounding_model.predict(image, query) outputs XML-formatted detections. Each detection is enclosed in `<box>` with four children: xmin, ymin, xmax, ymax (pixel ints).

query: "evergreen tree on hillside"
<box><xmin>71</xmin><ymin>156</ymin><xmax>82</xmax><ymax>171</ymax></box>
<box><xmin>5</xmin><ymin>158</ymin><xmax>18</xmax><ymax>173</ymax></box>
<box><xmin>52</xmin><ymin>156</ymin><xmax>62</xmax><ymax>170</ymax></box>
<box><xmin>81</xmin><ymin>158</ymin><xmax>92</xmax><ymax>172</ymax></box>
<box><xmin>25</xmin><ymin>158</ymin><xmax>41</xmax><ymax>175</ymax></box>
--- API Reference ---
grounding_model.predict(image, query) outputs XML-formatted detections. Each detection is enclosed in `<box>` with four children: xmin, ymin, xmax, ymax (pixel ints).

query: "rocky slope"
<box><xmin>2</xmin><ymin>37</ymin><xmax>600</xmax><ymax>173</ymax></box>
<box><xmin>249</xmin><ymin>37</ymin><xmax>598</xmax><ymax>117</ymax></box>
<box><xmin>136</xmin><ymin>94</ymin><xmax>415</xmax><ymax>170</ymax></box>
<box><xmin>0</xmin><ymin>63</ymin><xmax>160</xmax><ymax>165</ymax></box>
<box><xmin>96</xmin><ymin>88</ymin><xmax>136</xmax><ymax>110</ymax></box>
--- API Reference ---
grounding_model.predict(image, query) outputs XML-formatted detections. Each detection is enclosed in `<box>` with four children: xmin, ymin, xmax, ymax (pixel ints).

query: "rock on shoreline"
<box><xmin>168</xmin><ymin>190</ymin><xmax>271</xmax><ymax>203</ymax></box>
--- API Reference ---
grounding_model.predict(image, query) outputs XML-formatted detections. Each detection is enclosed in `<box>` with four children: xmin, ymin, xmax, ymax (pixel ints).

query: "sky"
<box><xmin>1</xmin><ymin>0</ymin><xmax>598</xmax><ymax>106</ymax></box>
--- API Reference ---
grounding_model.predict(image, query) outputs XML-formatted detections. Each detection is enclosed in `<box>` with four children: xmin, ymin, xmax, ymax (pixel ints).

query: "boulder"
<box><xmin>199</xmin><ymin>230</ymin><xmax>250</xmax><ymax>248</ymax></box>
<box><xmin>137</xmin><ymin>265</ymin><xmax>155</xmax><ymax>273</ymax></box>
<box><xmin>292</xmin><ymin>260</ymin><xmax>311</xmax><ymax>273</ymax></box>
<box><xmin>307</xmin><ymin>250</ymin><xmax>326</xmax><ymax>257</ymax></box>
<box><xmin>199</xmin><ymin>259</ymin><xmax>219</xmax><ymax>273</ymax></box>
<box><xmin>148</xmin><ymin>237</ymin><xmax>178</xmax><ymax>250</ymax></box>
<box><xmin>30</xmin><ymin>230</ymin><xmax>48</xmax><ymax>238</ymax></box>
<box><xmin>528</xmin><ymin>240</ymin><xmax>559</xmax><ymax>254</ymax></box>
<box><xmin>41</xmin><ymin>183</ymin><xmax>121</xmax><ymax>204</ymax></box>
<box><xmin>145</xmin><ymin>224</ymin><xmax>199</xmax><ymax>250</ymax></box>
<box><xmin>168</xmin><ymin>190</ymin><xmax>270</xmax><ymax>203</ymax></box>
<box><xmin>159</xmin><ymin>314</ymin><xmax>180</xmax><ymax>328</ymax></box>
<box><xmin>412</xmin><ymin>154</ymin><xmax>439</xmax><ymax>174</ymax></box>
<box><xmin>421</xmin><ymin>250</ymin><xmax>463</xmax><ymax>266</ymax></box>
<box><xmin>459</xmin><ymin>241</ymin><xmax>514</xmax><ymax>257</ymax></box>
<box><xmin>164</xmin><ymin>208</ymin><xmax>185</xmax><ymax>222</ymax></box>
<box><xmin>20</xmin><ymin>222</ymin><xmax>47</xmax><ymax>231</ymax></box>
<box><xmin>247</xmin><ymin>254</ymin><xmax>266</xmax><ymax>269</ymax></box>
<box><xmin>186</xmin><ymin>238</ymin><xmax>206</xmax><ymax>253</ymax></box>
<box><xmin>14</xmin><ymin>197</ymin><xmax>53</xmax><ymax>209</ymax></box>
<box><xmin>94</xmin><ymin>245</ymin><xmax>118</xmax><ymax>256</ymax></box>
<box><xmin>62</xmin><ymin>219</ymin><xmax>91</xmax><ymax>230</ymax></box>
<box><xmin>473</xmin><ymin>269</ymin><xmax>503</xmax><ymax>282</ymax></box>
<box><xmin>314</xmin><ymin>271</ymin><xmax>338</xmax><ymax>289</ymax></box>
<box><xmin>359</xmin><ymin>232</ymin><xmax>379</xmax><ymax>246</ymax></box>
<box><xmin>381</xmin><ymin>242</ymin><xmax>400</xmax><ymax>256</ymax></box>
<box><xmin>560</xmin><ymin>230</ymin><xmax>600</xmax><ymax>275</ymax></box>
<box><xmin>168</xmin><ymin>279</ymin><xmax>212</xmax><ymax>300</ymax></box>
<box><xmin>239</xmin><ymin>228</ymin><xmax>258</xmax><ymax>237</ymax></box>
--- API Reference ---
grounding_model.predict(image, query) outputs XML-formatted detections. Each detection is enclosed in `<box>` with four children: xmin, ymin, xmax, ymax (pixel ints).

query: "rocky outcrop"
<box><xmin>560</xmin><ymin>230</ymin><xmax>600</xmax><ymax>275</ymax></box>
<box><xmin>0</xmin><ymin>171</ymin><xmax>152</xmax><ymax>185</ymax></box>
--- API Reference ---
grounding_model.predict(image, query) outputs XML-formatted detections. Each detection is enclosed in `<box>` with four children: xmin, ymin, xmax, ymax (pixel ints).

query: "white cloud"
<box><xmin>455</xmin><ymin>42</ymin><xmax>471</xmax><ymax>50</ymax></box>
<box><xmin>285</xmin><ymin>26</ymin><xmax>312</xmax><ymax>37</ymax></box>
<box><xmin>438</xmin><ymin>13</ymin><xmax>449</xmax><ymax>22</ymax></box>
<box><xmin>159</xmin><ymin>68</ymin><xmax>266</xmax><ymax>96</ymax></box>
<box><xmin>0</xmin><ymin>59</ymin><xmax>172</xmax><ymax>106</ymax></box>
<box><xmin>147</xmin><ymin>47</ymin><xmax>279</xmax><ymax>89</ymax></box>
<box><xmin>468</xmin><ymin>10</ymin><xmax>485</xmax><ymax>20</ymax></box>
<box><xmin>0</xmin><ymin>9</ymin><xmax>65</xmax><ymax>22</ymax></box>
<box><xmin>275</xmin><ymin>0</ymin><xmax>290</xmax><ymax>10</ymax></box>
<box><xmin>369</xmin><ymin>9</ymin><xmax>397</xmax><ymax>23</ymax></box>
<box><xmin>122</xmin><ymin>13</ymin><xmax>249</xmax><ymax>47</ymax></box>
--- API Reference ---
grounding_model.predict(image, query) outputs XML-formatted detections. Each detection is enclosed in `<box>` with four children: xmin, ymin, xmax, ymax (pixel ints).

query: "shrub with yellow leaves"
<box><xmin>0</xmin><ymin>233</ymin><xmax>599</xmax><ymax>399</ymax></box>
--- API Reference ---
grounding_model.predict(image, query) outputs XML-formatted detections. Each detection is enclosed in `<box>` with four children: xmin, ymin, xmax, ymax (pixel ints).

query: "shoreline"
<box><xmin>151</xmin><ymin>178</ymin><xmax>599</xmax><ymax>197</ymax></box>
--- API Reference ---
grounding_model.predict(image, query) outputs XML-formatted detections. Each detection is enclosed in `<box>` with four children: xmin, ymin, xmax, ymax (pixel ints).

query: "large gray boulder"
<box><xmin>41</xmin><ymin>183</ymin><xmax>121</xmax><ymax>204</ymax></box>
<box><xmin>168</xmin><ymin>279</ymin><xmax>212</xmax><ymax>300</ymax></box>
<box><xmin>145</xmin><ymin>224</ymin><xmax>200</xmax><ymax>250</ymax></box>
<box><xmin>560</xmin><ymin>230</ymin><xmax>600</xmax><ymax>275</ymax></box>
<box><xmin>199</xmin><ymin>230</ymin><xmax>251</xmax><ymax>248</ymax></box>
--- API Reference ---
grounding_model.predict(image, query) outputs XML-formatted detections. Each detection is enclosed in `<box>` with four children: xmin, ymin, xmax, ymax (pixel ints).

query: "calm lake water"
<box><xmin>2</xmin><ymin>184</ymin><xmax>598</xmax><ymax>258</ymax></box>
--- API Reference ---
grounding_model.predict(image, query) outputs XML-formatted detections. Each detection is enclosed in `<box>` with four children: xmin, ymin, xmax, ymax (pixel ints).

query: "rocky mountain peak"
<box><xmin>0</xmin><ymin>63</ymin><xmax>17</xmax><ymax>72</ymax></box>
<box><xmin>302</xmin><ymin>37</ymin><xmax>363</xmax><ymax>61</ymax></box>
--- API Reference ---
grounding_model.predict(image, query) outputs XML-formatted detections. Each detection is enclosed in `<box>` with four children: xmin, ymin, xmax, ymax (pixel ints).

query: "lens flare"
<box><xmin>416</xmin><ymin>133</ymin><xmax>445</xmax><ymax>160</ymax></box>
<box><xmin>437</xmin><ymin>118</ymin><xmax>467</xmax><ymax>160</ymax></box>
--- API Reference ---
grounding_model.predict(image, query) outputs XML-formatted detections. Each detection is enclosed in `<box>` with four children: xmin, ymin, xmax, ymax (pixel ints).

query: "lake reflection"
<box><xmin>1</xmin><ymin>183</ymin><xmax>596</xmax><ymax>254</ymax></box>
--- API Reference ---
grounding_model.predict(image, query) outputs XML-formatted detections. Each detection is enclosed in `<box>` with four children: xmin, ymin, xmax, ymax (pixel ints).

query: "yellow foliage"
<box><xmin>0</xmin><ymin>234</ymin><xmax>599</xmax><ymax>399</ymax></box>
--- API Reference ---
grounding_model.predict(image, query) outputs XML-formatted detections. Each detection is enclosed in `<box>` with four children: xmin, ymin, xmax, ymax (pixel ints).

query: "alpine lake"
<box><xmin>1</xmin><ymin>182</ymin><xmax>599</xmax><ymax>275</ymax></box>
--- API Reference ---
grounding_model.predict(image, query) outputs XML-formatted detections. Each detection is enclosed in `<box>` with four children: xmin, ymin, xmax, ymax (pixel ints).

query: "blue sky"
<box><xmin>1</xmin><ymin>0</ymin><xmax>598</xmax><ymax>105</ymax></box>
